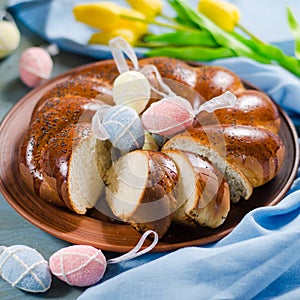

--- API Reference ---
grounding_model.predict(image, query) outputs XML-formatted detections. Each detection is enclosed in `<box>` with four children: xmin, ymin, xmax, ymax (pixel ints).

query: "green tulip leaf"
<box><xmin>287</xmin><ymin>6</ymin><xmax>300</xmax><ymax>59</ymax></box>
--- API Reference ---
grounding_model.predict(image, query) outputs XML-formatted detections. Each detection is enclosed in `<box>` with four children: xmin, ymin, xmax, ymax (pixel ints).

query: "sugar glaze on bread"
<box><xmin>18</xmin><ymin>96</ymin><xmax>112</xmax><ymax>213</ymax></box>
<box><xmin>163</xmin><ymin>125</ymin><xmax>285</xmax><ymax>202</ymax></box>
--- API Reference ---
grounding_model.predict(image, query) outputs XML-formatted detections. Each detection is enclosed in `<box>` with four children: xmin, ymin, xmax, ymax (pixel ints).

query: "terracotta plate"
<box><xmin>0</xmin><ymin>61</ymin><xmax>299</xmax><ymax>253</ymax></box>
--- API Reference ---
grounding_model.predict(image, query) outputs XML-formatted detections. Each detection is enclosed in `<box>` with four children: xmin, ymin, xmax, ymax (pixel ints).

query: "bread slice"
<box><xmin>105</xmin><ymin>150</ymin><xmax>178</xmax><ymax>237</ymax></box>
<box><xmin>163</xmin><ymin>149</ymin><xmax>230</xmax><ymax>228</ymax></box>
<box><xmin>163</xmin><ymin>124</ymin><xmax>285</xmax><ymax>203</ymax></box>
<box><xmin>39</xmin><ymin>123</ymin><xmax>111</xmax><ymax>214</ymax></box>
<box><xmin>162</xmin><ymin>126</ymin><xmax>253</xmax><ymax>203</ymax></box>
<box><xmin>19</xmin><ymin>96</ymin><xmax>104</xmax><ymax>200</ymax></box>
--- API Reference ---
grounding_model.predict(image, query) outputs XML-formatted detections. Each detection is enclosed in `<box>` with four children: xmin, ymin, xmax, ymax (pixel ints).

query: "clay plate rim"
<box><xmin>0</xmin><ymin>59</ymin><xmax>299</xmax><ymax>252</ymax></box>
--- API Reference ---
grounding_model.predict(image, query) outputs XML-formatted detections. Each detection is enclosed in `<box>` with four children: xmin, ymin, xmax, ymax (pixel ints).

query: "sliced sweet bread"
<box><xmin>19</xmin><ymin>96</ymin><xmax>104</xmax><ymax>197</ymax></box>
<box><xmin>163</xmin><ymin>127</ymin><xmax>252</xmax><ymax>203</ymax></box>
<box><xmin>163</xmin><ymin>125</ymin><xmax>285</xmax><ymax>202</ymax></box>
<box><xmin>39</xmin><ymin>122</ymin><xmax>111</xmax><ymax>214</ymax></box>
<box><xmin>162</xmin><ymin>149</ymin><xmax>230</xmax><ymax>228</ymax></box>
<box><xmin>105</xmin><ymin>150</ymin><xmax>178</xmax><ymax>237</ymax></box>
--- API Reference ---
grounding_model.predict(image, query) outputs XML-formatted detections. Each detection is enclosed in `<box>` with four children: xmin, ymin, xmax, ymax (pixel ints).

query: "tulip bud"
<box><xmin>89</xmin><ymin>28</ymin><xmax>138</xmax><ymax>46</ymax></box>
<box><xmin>73</xmin><ymin>2</ymin><xmax>148</xmax><ymax>37</ymax></box>
<box><xmin>73</xmin><ymin>2</ymin><xmax>122</xmax><ymax>30</ymax></box>
<box><xmin>198</xmin><ymin>0</ymin><xmax>240</xmax><ymax>32</ymax></box>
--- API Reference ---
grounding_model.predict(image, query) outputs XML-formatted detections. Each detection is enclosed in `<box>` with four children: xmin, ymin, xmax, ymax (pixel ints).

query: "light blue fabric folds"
<box><xmin>78</xmin><ymin>193</ymin><xmax>300</xmax><ymax>300</ymax></box>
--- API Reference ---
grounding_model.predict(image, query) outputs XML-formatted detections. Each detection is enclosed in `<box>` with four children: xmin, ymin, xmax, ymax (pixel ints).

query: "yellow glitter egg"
<box><xmin>113</xmin><ymin>70</ymin><xmax>151</xmax><ymax>114</ymax></box>
<box><xmin>0</xmin><ymin>20</ymin><xmax>20</xmax><ymax>58</ymax></box>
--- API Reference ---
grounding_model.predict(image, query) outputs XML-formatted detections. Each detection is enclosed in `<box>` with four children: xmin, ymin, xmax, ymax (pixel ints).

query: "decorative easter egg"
<box><xmin>0</xmin><ymin>20</ymin><xmax>20</xmax><ymax>58</ymax></box>
<box><xmin>142</xmin><ymin>96</ymin><xmax>195</xmax><ymax>137</ymax></box>
<box><xmin>0</xmin><ymin>245</ymin><xmax>51</xmax><ymax>293</ymax></box>
<box><xmin>100</xmin><ymin>105</ymin><xmax>145</xmax><ymax>152</ymax></box>
<box><xmin>19</xmin><ymin>47</ymin><xmax>53</xmax><ymax>87</ymax></box>
<box><xmin>113</xmin><ymin>70</ymin><xmax>151</xmax><ymax>114</ymax></box>
<box><xmin>49</xmin><ymin>245</ymin><xmax>107</xmax><ymax>287</ymax></box>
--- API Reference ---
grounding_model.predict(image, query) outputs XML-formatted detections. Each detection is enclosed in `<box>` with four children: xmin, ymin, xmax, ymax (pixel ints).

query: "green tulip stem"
<box><xmin>120</xmin><ymin>14</ymin><xmax>197</xmax><ymax>33</ymax></box>
<box><xmin>236</xmin><ymin>23</ymin><xmax>265</xmax><ymax>44</ymax></box>
<box><xmin>158</xmin><ymin>13</ymin><xmax>178</xmax><ymax>23</ymax></box>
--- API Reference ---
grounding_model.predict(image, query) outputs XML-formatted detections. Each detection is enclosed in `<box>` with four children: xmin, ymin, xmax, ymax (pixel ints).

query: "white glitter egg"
<box><xmin>113</xmin><ymin>70</ymin><xmax>151</xmax><ymax>114</ymax></box>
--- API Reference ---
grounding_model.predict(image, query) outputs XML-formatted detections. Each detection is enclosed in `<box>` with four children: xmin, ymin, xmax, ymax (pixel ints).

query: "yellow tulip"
<box><xmin>198</xmin><ymin>0</ymin><xmax>240</xmax><ymax>32</ymax></box>
<box><xmin>88</xmin><ymin>28</ymin><xmax>138</xmax><ymax>46</ymax></box>
<box><xmin>73</xmin><ymin>2</ymin><xmax>122</xmax><ymax>30</ymax></box>
<box><xmin>119</xmin><ymin>7</ymin><xmax>148</xmax><ymax>35</ymax></box>
<box><xmin>73</xmin><ymin>2</ymin><xmax>148</xmax><ymax>35</ymax></box>
<box><xmin>126</xmin><ymin>0</ymin><xmax>163</xmax><ymax>20</ymax></box>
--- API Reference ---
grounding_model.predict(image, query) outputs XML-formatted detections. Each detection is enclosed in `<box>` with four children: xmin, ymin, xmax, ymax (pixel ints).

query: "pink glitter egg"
<box><xmin>49</xmin><ymin>245</ymin><xmax>107</xmax><ymax>287</ymax></box>
<box><xmin>142</xmin><ymin>96</ymin><xmax>195</xmax><ymax>137</ymax></box>
<box><xmin>19</xmin><ymin>47</ymin><xmax>53</xmax><ymax>87</ymax></box>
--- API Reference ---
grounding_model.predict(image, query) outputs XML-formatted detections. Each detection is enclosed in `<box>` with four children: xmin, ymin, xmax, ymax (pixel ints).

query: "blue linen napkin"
<box><xmin>78</xmin><ymin>194</ymin><xmax>300</xmax><ymax>300</ymax></box>
<box><xmin>6</xmin><ymin>1</ymin><xmax>300</xmax><ymax>299</ymax></box>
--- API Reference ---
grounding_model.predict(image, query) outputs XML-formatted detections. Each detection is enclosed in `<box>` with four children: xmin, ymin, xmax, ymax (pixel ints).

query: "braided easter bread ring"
<box><xmin>18</xmin><ymin>57</ymin><xmax>285</xmax><ymax>238</ymax></box>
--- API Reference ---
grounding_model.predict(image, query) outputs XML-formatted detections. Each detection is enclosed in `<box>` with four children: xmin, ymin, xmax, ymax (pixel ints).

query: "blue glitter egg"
<box><xmin>102</xmin><ymin>105</ymin><xmax>145</xmax><ymax>152</ymax></box>
<box><xmin>0</xmin><ymin>245</ymin><xmax>51</xmax><ymax>293</ymax></box>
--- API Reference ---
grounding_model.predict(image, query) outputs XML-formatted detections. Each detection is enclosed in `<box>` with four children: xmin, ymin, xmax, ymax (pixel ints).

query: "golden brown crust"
<box><xmin>148</xmin><ymin>151</ymin><xmax>178</xmax><ymax>203</ymax></box>
<box><xmin>39</xmin><ymin>123</ymin><xmax>92</xmax><ymax>212</ymax></box>
<box><xmin>128</xmin><ymin>151</ymin><xmax>178</xmax><ymax>238</ymax></box>
<box><xmin>62</xmin><ymin>57</ymin><xmax>245</xmax><ymax>101</ymax></box>
<box><xmin>32</xmin><ymin>77</ymin><xmax>114</xmax><ymax>119</ymax></box>
<box><xmin>140</xmin><ymin>57</ymin><xmax>199</xmax><ymax>89</ymax></box>
<box><xmin>18</xmin><ymin>56</ymin><xmax>284</xmax><ymax>234</ymax></box>
<box><xmin>184</xmin><ymin>125</ymin><xmax>285</xmax><ymax>187</ymax></box>
<box><xmin>19</xmin><ymin>96</ymin><xmax>103</xmax><ymax>201</ymax></box>
<box><xmin>195</xmin><ymin>65</ymin><xmax>245</xmax><ymax>100</ymax></box>
<box><xmin>195</xmin><ymin>89</ymin><xmax>281</xmax><ymax>133</ymax></box>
